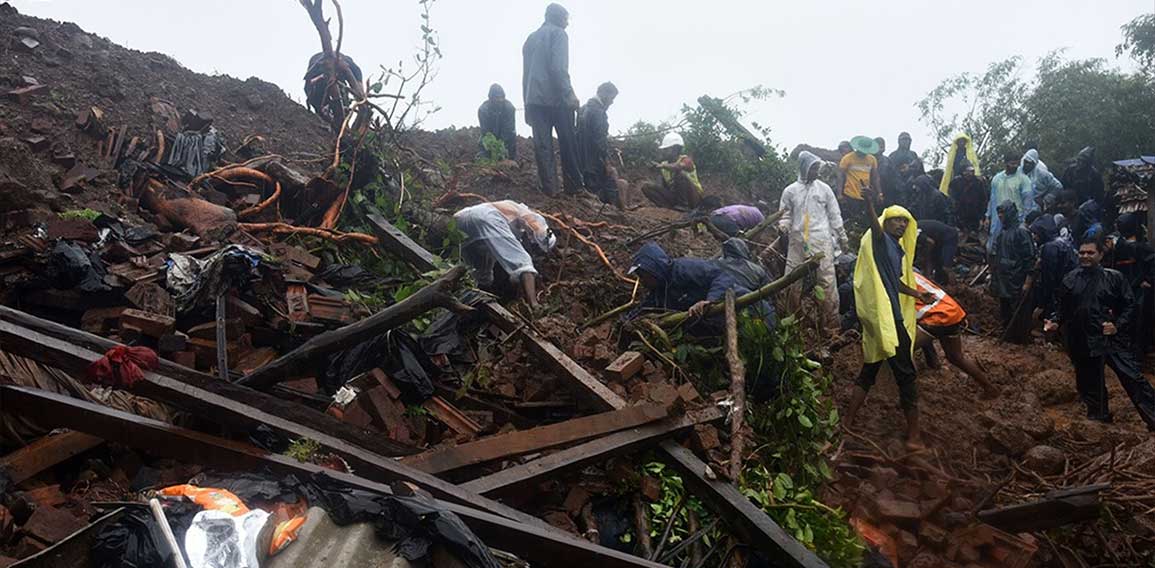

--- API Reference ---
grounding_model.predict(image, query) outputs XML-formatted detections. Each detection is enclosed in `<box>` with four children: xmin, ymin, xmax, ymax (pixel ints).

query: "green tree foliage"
<box><xmin>918</xmin><ymin>51</ymin><xmax>1155</xmax><ymax>173</ymax></box>
<box><xmin>1118</xmin><ymin>13</ymin><xmax>1155</xmax><ymax>71</ymax></box>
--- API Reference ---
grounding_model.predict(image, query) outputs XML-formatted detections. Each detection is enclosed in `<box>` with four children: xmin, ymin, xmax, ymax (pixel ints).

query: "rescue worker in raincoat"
<box><xmin>986</xmin><ymin>152</ymin><xmax>1036</xmax><ymax>253</ymax></box>
<box><xmin>913</xmin><ymin>272</ymin><xmax>999</xmax><ymax>399</ymax></box>
<box><xmin>1021</xmin><ymin>149</ymin><xmax>1063</xmax><ymax>211</ymax></box>
<box><xmin>948</xmin><ymin>160</ymin><xmax>988</xmax><ymax>237</ymax></box>
<box><xmin>1029</xmin><ymin>214</ymin><xmax>1078</xmax><ymax>324</ymax></box>
<box><xmin>907</xmin><ymin>173</ymin><xmax>953</xmax><ymax>225</ymax></box>
<box><xmin>991</xmin><ymin>200</ymin><xmax>1036</xmax><ymax>339</ymax></box>
<box><xmin>710</xmin><ymin>238</ymin><xmax>775</xmax><ymax>330</ymax></box>
<box><xmin>522</xmin><ymin>3</ymin><xmax>583</xmax><ymax>195</ymax></box>
<box><xmin>845</xmin><ymin>185</ymin><xmax>935</xmax><ymax>450</ymax></box>
<box><xmin>938</xmin><ymin>133</ymin><xmax>981</xmax><ymax>195</ymax></box>
<box><xmin>1045</xmin><ymin>239</ymin><xmax>1155</xmax><ymax>431</ymax></box>
<box><xmin>1111</xmin><ymin>213</ymin><xmax>1155</xmax><ymax>356</ymax></box>
<box><xmin>454</xmin><ymin>201</ymin><xmax>556</xmax><ymax>308</ymax></box>
<box><xmin>1061</xmin><ymin>147</ymin><xmax>1104</xmax><ymax>207</ymax></box>
<box><xmin>778</xmin><ymin>151</ymin><xmax>848</xmax><ymax>335</ymax></box>
<box><xmin>577</xmin><ymin>82</ymin><xmax>622</xmax><ymax>208</ymax></box>
<box><xmin>888</xmin><ymin>132</ymin><xmax>919</xmax><ymax>170</ymax></box>
<box><xmin>478</xmin><ymin>84</ymin><xmax>517</xmax><ymax>160</ymax></box>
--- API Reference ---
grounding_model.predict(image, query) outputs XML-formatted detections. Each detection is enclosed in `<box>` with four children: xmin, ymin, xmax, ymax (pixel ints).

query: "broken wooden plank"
<box><xmin>120</xmin><ymin>308</ymin><xmax>174</xmax><ymax>338</ymax></box>
<box><xmin>462</xmin><ymin>407</ymin><xmax>724</xmax><ymax>497</ymax></box>
<box><xmin>0</xmin><ymin>386</ymin><xmax>666</xmax><ymax>568</ymax></box>
<box><xmin>977</xmin><ymin>484</ymin><xmax>1107</xmax><ymax>532</ymax></box>
<box><xmin>422</xmin><ymin>396</ymin><xmax>483</xmax><ymax>436</ymax></box>
<box><xmin>402</xmin><ymin>404</ymin><xmax>670</xmax><ymax>475</ymax></box>
<box><xmin>0</xmin><ymin>431</ymin><xmax>103</xmax><ymax>485</ymax></box>
<box><xmin>239</xmin><ymin>265</ymin><xmax>469</xmax><ymax>389</ymax></box>
<box><xmin>364</xmin><ymin>205</ymin><xmax>440</xmax><ymax>272</ymax></box>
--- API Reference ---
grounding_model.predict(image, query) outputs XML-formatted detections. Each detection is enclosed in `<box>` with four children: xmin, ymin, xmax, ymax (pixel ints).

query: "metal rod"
<box><xmin>149</xmin><ymin>498</ymin><xmax>189</xmax><ymax>568</ymax></box>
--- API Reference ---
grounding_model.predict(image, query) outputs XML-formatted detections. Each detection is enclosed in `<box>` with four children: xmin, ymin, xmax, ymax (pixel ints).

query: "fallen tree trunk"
<box><xmin>239</xmin><ymin>265</ymin><xmax>469</xmax><ymax>389</ymax></box>
<box><xmin>655</xmin><ymin>253</ymin><xmax>824</xmax><ymax>328</ymax></box>
<box><xmin>740</xmin><ymin>209</ymin><xmax>784</xmax><ymax>242</ymax></box>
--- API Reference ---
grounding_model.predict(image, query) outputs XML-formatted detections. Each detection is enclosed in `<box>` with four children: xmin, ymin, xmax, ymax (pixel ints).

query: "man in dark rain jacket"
<box><xmin>478</xmin><ymin>84</ymin><xmax>517</xmax><ymax>160</ymax></box>
<box><xmin>711</xmin><ymin>238</ymin><xmax>775</xmax><ymax>328</ymax></box>
<box><xmin>1111</xmin><ymin>213</ymin><xmax>1155</xmax><ymax>356</ymax></box>
<box><xmin>1045</xmin><ymin>239</ymin><xmax>1155</xmax><ymax>430</ymax></box>
<box><xmin>948</xmin><ymin>160</ymin><xmax>987</xmax><ymax>236</ymax></box>
<box><xmin>991</xmin><ymin>201</ymin><xmax>1036</xmax><ymax>330</ymax></box>
<box><xmin>1061</xmin><ymin>147</ymin><xmax>1104</xmax><ymax>207</ymax></box>
<box><xmin>907</xmin><ymin>173</ymin><xmax>953</xmax><ymax>225</ymax></box>
<box><xmin>1030</xmin><ymin>214</ymin><xmax>1078</xmax><ymax>322</ymax></box>
<box><xmin>577</xmin><ymin>82</ymin><xmax>621</xmax><ymax>208</ymax></box>
<box><xmin>522</xmin><ymin>3</ymin><xmax>583</xmax><ymax>195</ymax></box>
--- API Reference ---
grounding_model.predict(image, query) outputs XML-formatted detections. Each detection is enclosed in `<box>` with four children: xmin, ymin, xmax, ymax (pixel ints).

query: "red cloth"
<box><xmin>87</xmin><ymin>346</ymin><xmax>159</xmax><ymax>387</ymax></box>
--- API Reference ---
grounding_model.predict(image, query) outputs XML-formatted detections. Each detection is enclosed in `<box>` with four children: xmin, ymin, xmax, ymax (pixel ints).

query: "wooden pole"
<box><xmin>215</xmin><ymin>292</ymin><xmax>228</xmax><ymax>381</ymax></box>
<box><xmin>239</xmin><ymin>265</ymin><xmax>469</xmax><ymax>389</ymax></box>
<box><xmin>656</xmin><ymin>253</ymin><xmax>824</xmax><ymax>328</ymax></box>
<box><xmin>724</xmin><ymin>290</ymin><xmax>746</xmax><ymax>482</ymax></box>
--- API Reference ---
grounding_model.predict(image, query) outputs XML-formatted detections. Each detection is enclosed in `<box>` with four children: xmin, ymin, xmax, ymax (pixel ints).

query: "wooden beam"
<box><xmin>402</xmin><ymin>404</ymin><xmax>670</xmax><ymax>475</ymax></box>
<box><xmin>0</xmin><ymin>319</ymin><xmax>542</xmax><ymax>529</ymax></box>
<box><xmin>0</xmin><ymin>305</ymin><xmax>413</xmax><ymax>460</ymax></box>
<box><xmin>238</xmin><ymin>265</ymin><xmax>468</xmax><ymax>389</ymax></box>
<box><xmin>0</xmin><ymin>386</ymin><xmax>667</xmax><ymax>568</ymax></box>
<box><xmin>481</xmin><ymin>300</ymin><xmax>828</xmax><ymax>567</ymax></box>
<box><xmin>365</xmin><ymin>204</ymin><xmax>440</xmax><ymax>272</ymax></box>
<box><xmin>977</xmin><ymin>484</ymin><xmax>1107</xmax><ymax>532</ymax></box>
<box><xmin>0</xmin><ymin>431</ymin><xmax>103</xmax><ymax>484</ymax></box>
<box><xmin>462</xmin><ymin>407</ymin><xmax>724</xmax><ymax>497</ymax></box>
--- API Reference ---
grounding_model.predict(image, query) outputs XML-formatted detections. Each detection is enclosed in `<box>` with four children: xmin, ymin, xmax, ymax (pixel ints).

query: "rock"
<box><xmin>14</xmin><ymin>36</ymin><xmax>40</xmax><ymax>51</ymax></box>
<box><xmin>563</xmin><ymin>486</ymin><xmax>590</xmax><ymax>516</ymax></box>
<box><xmin>12</xmin><ymin>27</ymin><xmax>40</xmax><ymax>41</ymax></box>
<box><xmin>920</xmin><ymin>523</ymin><xmax>948</xmax><ymax>549</ymax></box>
<box><xmin>1023</xmin><ymin>445</ymin><xmax>1066</xmax><ymax>475</ymax></box>
<box><xmin>1033</xmin><ymin>370</ymin><xmax>1077</xmax><ymax>405</ymax></box>
<box><xmin>869</xmin><ymin>467</ymin><xmax>900</xmax><ymax>489</ymax></box>
<box><xmin>873</xmin><ymin>495</ymin><xmax>921</xmax><ymax>525</ymax></box>
<box><xmin>244</xmin><ymin>92</ymin><xmax>265</xmax><ymax>110</ymax></box>
<box><xmin>1018</xmin><ymin>410</ymin><xmax>1055</xmax><ymax>440</ymax></box>
<box><xmin>986</xmin><ymin>423</ymin><xmax>1033</xmax><ymax>456</ymax></box>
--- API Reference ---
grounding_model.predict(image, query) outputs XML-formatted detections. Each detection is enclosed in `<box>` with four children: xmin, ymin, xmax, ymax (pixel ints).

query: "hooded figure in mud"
<box><xmin>991</xmin><ymin>200</ymin><xmax>1036</xmax><ymax>336</ymax></box>
<box><xmin>477</xmin><ymin>83</ymin><xmax>517</xmax><ymax>160</ymax></box>
<box><xmin>777</xmin><ymin>151</ymin><xmax>847</xmax><ymax>335</ymax></box>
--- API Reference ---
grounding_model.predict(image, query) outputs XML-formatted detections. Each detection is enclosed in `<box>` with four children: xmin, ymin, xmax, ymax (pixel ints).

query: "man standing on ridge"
<box><xmin>523</xmin><ymin>3</ymin><xmax>583</xmax><ymax>196</ymax></box>
<box><xmin>939</xmin><ymin>134</ymin><xmax>980</xmax><ymax>195</ymax></box>
<box><xmin>839</xmin><ymin>136</ymin><xmax>881</xmax><ymax>218</ymax></box>
<box><xmin>889</xmin><ymin>132</ymin><xmax>918</xmax><ymax>170</ymax></box>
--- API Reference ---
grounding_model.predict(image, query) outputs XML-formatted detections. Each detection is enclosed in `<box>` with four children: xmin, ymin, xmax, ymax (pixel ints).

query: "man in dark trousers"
<box><xmin>1045</xmin><ymin>239</ymin><xmax>1155</xmax><ymax>430</ymax></box>
<box><xmin>478</xmin><ymin>84</ymin><xmax>517</xmax><ymax>160</ymax></box>
<box><xmin>577</xmin><ymin>82</ymin><xmax>622</xmax><ymax>208</ymax></box>
<box><xmin>522</xmin><ymin>3</ymin><xmax>583</xmax><ymax>196</ymax></box>
<box><xmin>991</xmin><ymin>200</ymin><xmax>1036</xmax><ymax>341</ymax></box>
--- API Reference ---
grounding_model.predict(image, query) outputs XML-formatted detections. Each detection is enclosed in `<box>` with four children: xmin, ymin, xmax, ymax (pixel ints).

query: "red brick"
<box><xmin>604</xmin><ymin>351</ymin><xmax>644</xmax><ymax>381</ymax></box>
<box><xmin>119</xmin><ymin>308</ymin><xmax>174</xmax><ymax>338</ymax></box>
<box><xmin>21</xmin><ymin>505</ymin><xmax>85</xmax><ymax>544</ymax></box>
<box><xmin>640</xmin><ymin>475</ymin><xmax>662</xmax><ymax>502</ymax></box>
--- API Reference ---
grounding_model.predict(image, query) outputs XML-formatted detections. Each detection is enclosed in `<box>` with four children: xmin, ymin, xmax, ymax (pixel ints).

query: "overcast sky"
<box><xmin>11</xmin><ymin>0</ymin><xmax>1151</xmax><ymax>158</ymax></box>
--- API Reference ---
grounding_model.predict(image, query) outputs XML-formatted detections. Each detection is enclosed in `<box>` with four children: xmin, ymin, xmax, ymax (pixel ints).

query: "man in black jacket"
<box><xmin>522</xmin><ymin>3</ymin><xmax>583</xmax><ymax>196</ymax></box>
<box><xmin>478</xmin><ymin>84</ymin><xmax>517</xmax><ymax>160</ymax></box>
<box><xmin>1045</xmin><ymin>238</ymin><xmax>1155</xmax><ymax>430</ymax></box>
<box><xmin>577</xmin><ymin>82</ymin><xmax>621</xmax><ymax>208</ymax></box>
<box><xmin>1061</xmin><ymin>147</ymin><xmax>1104</xmax><ymax>207</ymax></box>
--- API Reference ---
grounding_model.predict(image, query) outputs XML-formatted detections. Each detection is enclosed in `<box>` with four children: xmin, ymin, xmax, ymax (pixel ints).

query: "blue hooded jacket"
<box><xmin>632</xmin><ymin>242</ymin><xmax>721</xmax><ymax>312</ymax></box>
<box><xmin>710</xmin><ymin>239</ymin><xmax>776</xmax><ymax>328</ymax></box>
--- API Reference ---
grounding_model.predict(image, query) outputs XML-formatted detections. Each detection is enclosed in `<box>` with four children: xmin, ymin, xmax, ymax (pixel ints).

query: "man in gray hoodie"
<box><xmin>522</xmin><ymin>3</ymin><xmax>583</xmax><ymax>196</ymax></box>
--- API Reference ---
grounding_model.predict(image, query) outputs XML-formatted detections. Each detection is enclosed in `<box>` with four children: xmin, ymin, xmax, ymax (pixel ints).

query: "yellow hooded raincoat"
<box><xmin>853</xmin><ymin>206</ymin><xmax>918</xmax><ymax>364</ymax></box>
<box><xmin>938</xmin><ymin>133</ymin><xmax>981</xmax><ymax>195</ymax></box>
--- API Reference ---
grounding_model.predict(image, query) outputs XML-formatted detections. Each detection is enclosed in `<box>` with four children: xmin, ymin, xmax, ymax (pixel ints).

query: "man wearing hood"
<box><xmin>478</xmin><ymin>84</ymin><xmax>517</xmax><ymax>160</ymax></box>
<box><xmin>522</xmin><ymin>3</ymin><xmax>583</xmax><ymax>196</ymax></box>
<box><xmin>846</xmin><ymin>184</ymin><xmax>935</xmax><ymax>450</ymax></box>
<box><xmin>875</xmin><ymin>137</ymin><xmax>899</xmax><ymax>200</ymax></box>
<box><xmin>948</xmin><ymin>160</ymin><xmax>987</xmax><ymax>238</ymax></box>
<box><xmin>1021</xmin><ymin>149</ymin><xmax>1063</xmax><ymax>211</ymax></box>
<box><xmin>907</xmin><ymin>173</ymin><xmax>953</xmax><ymax>225</ymax></box>
<box><xmin>454</xmin><ymin>200</ymin><xmax>556</xmax><ymax>309</ymax></box>
<box><xmin>778</xmin><ymin>151</ymin><xmax>848</xmax><ymax>334</ymax></box>
<box><xmin>987</xmin><ymin>152</ymin><xmax>1036</xmax><ymax>253</ymax></box>
<box><xmin>711</xmin><ymin>239</ymin><xmax>775</xmax><ymax>328</ymax></box>
<box><xmin>1030</xmin><ymin>214</ymin><xmax>1078</xmax><ymax>325</ymax></box>
<box><xmin>1045</xmin><ymin>239</ymin><xmax>1155</xmax><ymax>431</ymax></box>
<box><xmin>577</xmin><ymin>82</ymin><xmax>622</xmax><ymax>208</ymax></box>
<box><xmin>1110</xmin><ymin>213</ymin><xmax>1155</xmax><ymax>356</ymax></box>
<box><xmin>1061</xmin><ymin>147</ymin><xmax>1104</xmax><ymax>206</ymax></box>
<box><xmin>991</xmin><ymin>200</ymin><xmax>1036</xmax><ymax>337</ymax></box>
<box><xmin>939</xmin><ymin>134</ymin><xmax>981</xmax><ymax>195</ymax></box>
<box><xmin>889</xmin><ymin>132</ymin><xmax>919</xmax><ymax>170</ymax></box>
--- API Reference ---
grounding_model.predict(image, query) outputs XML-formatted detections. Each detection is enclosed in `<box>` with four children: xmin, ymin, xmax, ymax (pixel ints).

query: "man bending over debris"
<box><xmin>640</xmin><ymin>133</ymin><xmax>704</xmax><ymax>210</ymax></box>
<box><xmin>845</xmin><ymin>186</ymin><xmax>934</xmax><ymax>450</ymax></box>
<box><xmin>778</xmin><ymin>150</ymin><xmax>847</xmax><ymax>335</ymax></box>
<box><xmin>454</xmin><ymin>201</ymin><xmax>556</xmax><ymax>309</ymax></box>
<box><xmin>478</xmin><ymin>83</ymin><xmax>517</xmax><ymax>160</ymax></box>
<box><xmin>1045</xmin><ymin>238</ymin><xmax>1155</xmax><ymax>431</ymax></box>
<box><xmin>709</xmin><ymin>203</ymin><xmax>765</xmax><ymax>237</ymax></box>
<box><xmin>913</xmin><ymin>271</ymin><xmax>999</xmax><ymax>399</ymax></box>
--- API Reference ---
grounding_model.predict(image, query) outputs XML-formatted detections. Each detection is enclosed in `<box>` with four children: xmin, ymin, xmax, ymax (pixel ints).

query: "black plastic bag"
<box><xmin>91</xmin><ymin>503</ymin><xmax>197</xmax><ymax>568</ymax></box>
<box><xmin>321</xmin><ymin>330</ymin><xmax>437</xmax><ymax>401</ymax></box>
<box><xmin>49</xmin><ymin>241</ymin><xmax>109</xmax><ymax>293</ymax></box>
<box><xmin>419</xmin><ymin>289</ymin><xmax>489</xmax><ymax>360</ymax></box>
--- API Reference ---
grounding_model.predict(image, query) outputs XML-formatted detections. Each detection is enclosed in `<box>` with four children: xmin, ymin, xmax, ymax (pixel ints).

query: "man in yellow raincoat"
<box><xmin>938</xmin><ymin>134</ymin><xmax>981</xmax><ymax>195</ymax></box>
<box><xmin>845</xmin><ymin>186</ymin><xmax>936</xmax><ymax>450</ymax></box>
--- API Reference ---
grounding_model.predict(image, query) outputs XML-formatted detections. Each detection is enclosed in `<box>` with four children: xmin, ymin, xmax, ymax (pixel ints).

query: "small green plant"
<box><xmin>283</xmin><ymin>438</ymin><xmax>322</xmax><ymax>463</ymax></box>
<box><xmin>478</xmin><ymin>132</ymin><xmax>508</xmax><ymax>165</ymax></box>
<box><xmin>58</xmin><ymin>208</ymin><xmax>101</xmax><ymax>221</ymax></box>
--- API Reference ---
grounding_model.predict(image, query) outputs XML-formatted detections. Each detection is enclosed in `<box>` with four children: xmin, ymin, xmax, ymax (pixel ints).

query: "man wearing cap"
<box><xmin>889</xmin><ymin>132</ymin><xmax>918</xmax><ymax>169</ymax></box>
<box><xmin>640</xmin><ymin>132</ymin><xmax>703</xmax><ymax>209</ymax></box>
<box><xmin>779</xmin><ymin>151</ymin><xmax>848</xmax><ymax>335</ymax></box>
<box><xmin>454</xmin><ymin>200</ymin><xmax>555</xmax><ymax>309</ymax></box>
<box><xmin>577</xmin><ymin>82</ymin><xmax>622</xmax><ymax>208</ymax></box>
<box><xmin>838</xmin><ymin>136</ymin><xmax>882</xmax><ymax>216</ymax></box>
<box><xmin>523</xmin><ymin>3</ymin><xmax>583</xmax><ymax>195</ymax></box>
<box><xmin>478</xmin><ymin>84</ymin><xmax>517</xmax><ymax>160</ymax></box>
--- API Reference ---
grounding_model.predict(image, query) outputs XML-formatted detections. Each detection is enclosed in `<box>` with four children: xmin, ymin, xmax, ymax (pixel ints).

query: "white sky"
<box><xmin>11</xmin><ymin>0</ymin><xmax>1152</xmax><ymax>156</ymax></box>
